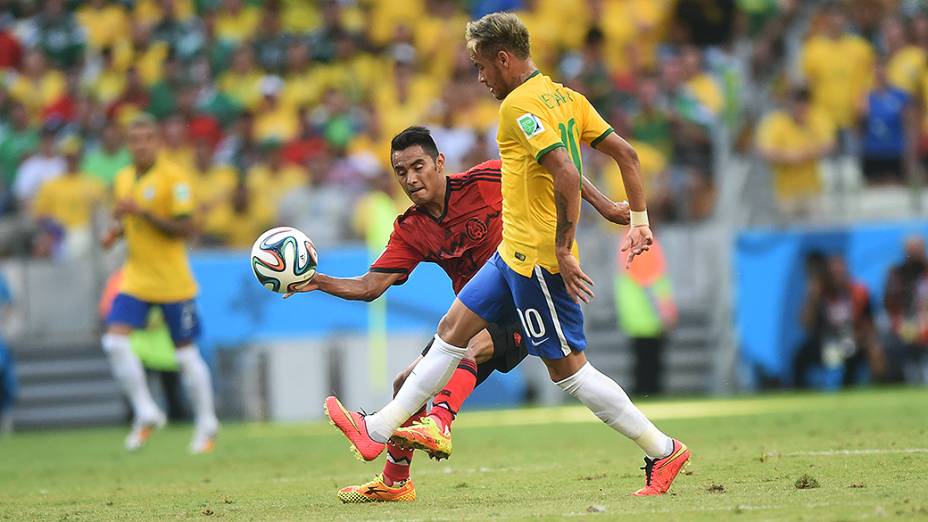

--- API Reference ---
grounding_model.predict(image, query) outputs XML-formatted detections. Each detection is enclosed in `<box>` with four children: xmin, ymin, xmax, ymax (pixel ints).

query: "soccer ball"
<box><xmin>251</xmin><ymin>226</ymin><xmax>318</xmax><ymax>294</ymax></box>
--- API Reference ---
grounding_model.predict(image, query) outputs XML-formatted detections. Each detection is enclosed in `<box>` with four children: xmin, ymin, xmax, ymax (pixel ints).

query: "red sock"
<box><xmin>429</xmin><ymin>358</ymin><xmax>478</xmax><ymax>431</ymax></box>
<box><xmin>382</xmin><ymin>406</ymin><xmax>425</xmax><ymax>485</ymax></box>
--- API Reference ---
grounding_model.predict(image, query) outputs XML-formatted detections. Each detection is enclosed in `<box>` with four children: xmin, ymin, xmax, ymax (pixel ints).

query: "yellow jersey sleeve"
<box><xmin>499</xmin><ymin>94</ymin><xmax>565</xmax><ymax>162</ymax></box>
<box><xmin>572</xmin><ymin>89</ymin><xmax>614</xmax><ymax>147</ymax></box>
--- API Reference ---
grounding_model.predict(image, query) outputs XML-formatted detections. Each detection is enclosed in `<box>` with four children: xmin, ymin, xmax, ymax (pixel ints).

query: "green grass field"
<box><xmin>2</xmin><ymin>388</ymin><xmax>927</xmax><ymax>521</ymax></box>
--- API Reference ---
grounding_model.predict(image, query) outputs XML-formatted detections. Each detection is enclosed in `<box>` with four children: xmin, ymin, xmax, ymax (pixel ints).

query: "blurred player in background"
<box><xmin>325</xmin><ymin>13</ymin><xmax>690</xmax><ymax>497</ymax></box>
<box><xmin>100</xmin><ymin>114</ymin><xmax>218</xmax><ymax>454</ymax></box>
<box><xmin>289</xmin><ymin>126</ymin><xmax>629</xmax><ymax>502</ymax></box>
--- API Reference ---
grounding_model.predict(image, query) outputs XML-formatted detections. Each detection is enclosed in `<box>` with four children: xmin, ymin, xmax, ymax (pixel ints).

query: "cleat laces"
<box><xmin>641</xmin><ymin>457</ymin><xmax>655</xmax><ymax>486</ymax></box>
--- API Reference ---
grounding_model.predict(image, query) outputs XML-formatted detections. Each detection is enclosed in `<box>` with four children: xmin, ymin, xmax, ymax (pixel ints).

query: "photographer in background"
<box><xmin>793</xmin><ymin>253</ymin><xmax>882</xmax><ymax>388</ymax></box>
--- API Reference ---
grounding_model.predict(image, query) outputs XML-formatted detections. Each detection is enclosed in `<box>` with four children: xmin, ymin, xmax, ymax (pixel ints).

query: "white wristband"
<box><xmin>630</xmin><ymin>210</ymin><xmax>649</xmax><ymax>227</ymax></box>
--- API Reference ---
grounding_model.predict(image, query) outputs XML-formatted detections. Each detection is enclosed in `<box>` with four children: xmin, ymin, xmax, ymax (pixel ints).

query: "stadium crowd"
<box><xmin>0</xmin><ymin>0</ymin><xmax>802</xmax><ymax>259</ymax></box>
<box><xmin>755</xmin><ymin>1</ymin><xmax>928</xmax><ymax>217</ymax></box>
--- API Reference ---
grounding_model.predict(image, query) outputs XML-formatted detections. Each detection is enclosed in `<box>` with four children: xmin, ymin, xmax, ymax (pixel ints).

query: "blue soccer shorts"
<box><xmin>458</xmin><ymin>252</ymin><xmax>586</xmax><ymax>359</ymax></box>
<box><xmin>107</xmin><ymin>293</ymin><xmax>202</xmax><ymax>344</ymax></box>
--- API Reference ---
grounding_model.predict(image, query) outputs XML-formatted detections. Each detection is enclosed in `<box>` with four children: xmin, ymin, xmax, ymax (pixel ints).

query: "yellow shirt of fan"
<box><xmin>496</xmin><ymin>71</ymin><xmax>613</xmax><ymax>277</ymax></box>
<box><xmin>888</xmin><ymin>46</ymin><xmax>926</xmax><ymax>94</ymax></box>
<box><xmin>113</xmin><ymin>159</ymin><xmax>197</xmax><ymax>302</ymax></box>
<box><xmin>801</xmin><ymin>34</ymin><xmax>874</xmax><ymax>129</ymax></box>
<box><xmin>33</xmin><ymin>174</ymin><xmax>105</xmax><ymax>228</ymax></box>
<box><xmin>756</xmin><ymin>108</ymin><xmax>835</xmax><ymax>200</ymax></box>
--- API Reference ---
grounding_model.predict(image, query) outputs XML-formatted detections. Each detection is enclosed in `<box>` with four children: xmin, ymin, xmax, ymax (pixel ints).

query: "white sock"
<box><xmin>102</xmin><ymin>333</ymin><xmax>161</xmax><ymax>423</ymax></box>
<box><xmin>366</xmin><ymin>335</ymin><xmax>467</xmax><ymax>442</ymax></box>
<box><xmin>175</xmin><ymin>346</ymin><xmax>219</xmax><ymax>433</ymax></box>
<box><xmin>556</xmin><ymin>362</ymin><xmax>673</xmax><ymax>459</ymax></box>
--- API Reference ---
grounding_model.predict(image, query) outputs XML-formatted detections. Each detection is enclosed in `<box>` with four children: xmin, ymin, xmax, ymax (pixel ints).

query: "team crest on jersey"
<box><xmin>143</xmin><ymin>187</ymin><xmax>155</xmax><ymax>200</ymax></box>
<box><xmin>517</xmin><ymin>113</ymin><xmax>544</xmax><ymax>138</ymax></box>
<box><xmin>175</xmin><ymin>183</ymin><xmax>191</xmax><ymax>202</ymax></box>
<box><xmin>464</xmin><ymin>217</ymin><xmax>488</xmax><ymax>242</ymax></box>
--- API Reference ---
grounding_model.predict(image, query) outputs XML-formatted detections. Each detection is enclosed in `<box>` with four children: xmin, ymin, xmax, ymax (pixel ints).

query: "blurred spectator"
<box><xmin>278</xmin><ymin>154</ymin><xmax>350</xmax><ymax>249</ymax></box>
<box><xmin>253</xmin><ymin>4</ymin><xmax>292</xmax><ymax>74</ymax></box>
<box><xmin>662</xmin><ymin>52</ymin><xmax>716</xmax><ymax>220</ymax></box>
<box><xmin>883</xmin><ymin>17</ymin><xmax>925</xmax><ymax>95</ymax></box>
<box><xmin>219</xmin><ymin>45</ymin><xmax>264</xmax><ymax>112</ymax></box>
<box><xmin>672</xmin><ymin>0</ymin><xmax>737</xmax><ymax>48</ymax></box>
<box><xmin>280</xmin><ymin>41</ymin><xmax>324</xmax><ymax>112</ymax></box>
<box><xmin>282</xmin><ymin>107</ymin><xmax>326</xmax><ymax>166</ymax></box>
<box><xmin>858</xmin><ymin>60</ymin><xmax>914</xmax><ymax>185</ymax></box>
<box><xmin>254</xmin><ymin>75</ymin><xmax>299</xmax><ymax>143</ymax></box>
<box><xmin>215</xmin><ymin>0</ymin><xmax>262</xmax><ymax>44</ymax></box>
<box><xmin>190</xmin><ymin>140</ymin><xmax>237</xmax><ymax>246</ymax></box>
<box><xmin>0</xmin><ymin>273</ymin><xmax>14</xmax><ymax>434</ymax></box>
<box><xmin>14</xmin><ymin>124</ymin><xmax>65</xmax><ymax>207</ymax></box>
<box><xmin>883</xmin><ymin>235</ymin><xmax>928</xmax><ymax>383</ymax></box>
<box><xmin>616</xmin><ymin>239</ymin><xmax>676</xmax><ymax>396</ymax></box>
<box><xmin>0</xmin><ymin>15</ymin><xmax>23</xmax><ymax>70</ymax></box>
<box><xmin>0</xmin><ymin>103</ymin><xmax>38</xmax><ymax>190</ymax></box>
<box><xmin>800</xmin><ymin>4</ymin><xmax>874</xmax><ymax>144</ymax></box>
<box><xmin>212</xmin><ymin>179</ymin><xmax>276</xmax><ymax>249</ymax></box>
<box><xmin>147</xmin><ymin>54</ymin><xmax>185</xmax><ymax>120</ymax></box>
<box><xmin>31</xmin><ymin>0</ymin><xmax>85</xmax><ymax>69</ymax></box>
<box><xmin>75</xmin><ymin>0</ymin><xmax>129</xmax><ymax>52</ymax></box>
<box><xmin>793</xmin><ymin>253</ymin><xmax>879</xmax><ymax>388</ymax></box>
<box><xmin>159</xmin><ymin>115</ymin><xmax>194</xmax><ymax>170</ymax></box>
<box><xmin>81</xmin><ymin>120</ymin><xmax>131</xmax><ymax>186</ymax></box>
<box><xmin>106</xmin><ymin>67</ymin><xmax>150</xmax><ymax>123</ymax></box>
<box><xmin>629</xmin><ymin>77</ymin><xmax>673</xmax><ymax>163</ymax></box>
<box><xmin>560</xmin><ymin>27</ymin><xmax>614</xmax><ymax>115</ymax></box>
<box><xmin>246</xmin><ymin>141</ymin><xmax>306</xmax><ymax>216</ymax></box>
<box><xmin>7</xmin><ymin>49</ymin><xmax>66</xmax><ymax>122</ymax></box>
<box><xmin>133</xmin><ymin>0</ymin><xmax>195</xmax><ymax>28</ymax></box>
<box><xmin>151</xmin><ymin>0</ymin><xmax>205</xmax><ymax>61</ymax></box>
<box><xmin>32</xmin><ymin>137</ymin><xmax>105</xmax><ymax>259</ymax></box>
<box><xmin>756</xmin><ymin>87</ymin><xmax>834</xmax><ymax>216</ymax></box>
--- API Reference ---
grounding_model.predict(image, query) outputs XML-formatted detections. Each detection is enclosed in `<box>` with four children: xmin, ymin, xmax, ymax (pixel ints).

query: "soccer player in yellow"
<box><xmin>101</xmin><ymin>115</ymin><xmax>219</xmax><ymax>454</ymax></box>
<box><xmin>325</xmin><ymin>12</ymin><xmax>689</xmax><ymax>497</ymax></box>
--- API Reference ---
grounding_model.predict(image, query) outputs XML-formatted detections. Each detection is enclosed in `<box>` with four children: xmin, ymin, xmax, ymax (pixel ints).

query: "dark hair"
<box><xmin>585</xmin><ymin>26</ymin><xmax>605</xmax><ymax>47</ymax></box>
<box><xmin>791</xmin><ymin>86</ymin><xmax>811</xmax><ymax>103</ymax></box>
<box><xmin>391</xmin><ymin>126</ymin><xmax>439</xmax><ymax>159</ymax></box>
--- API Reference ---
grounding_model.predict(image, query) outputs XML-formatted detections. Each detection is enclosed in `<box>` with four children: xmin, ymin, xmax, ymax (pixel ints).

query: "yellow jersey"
<box><xmin>114</xmin><ymin>158</ymin><xmax>198</xmax><ymax>302</ymax></box>
<box><xmin>756</xmin><ymin>108</ymin><xmax>835</xmax><ymax>200</ymax></box>
<box><xmin>496</xmin><ymin>71</ymin><xmax>613</xmax><ymax>277</ymax></box>
<box><xmin>800</xmin><ymin>34</ymin><xmax>874</xmax><ymax>129</ymax></box>
<box><xmin>33</xmin><ymin>174</ymin><xmax>105</xmax><ymax>229</ymax></box>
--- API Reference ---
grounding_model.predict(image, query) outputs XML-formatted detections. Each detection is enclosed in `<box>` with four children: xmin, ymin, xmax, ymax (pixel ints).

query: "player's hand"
<box><xmin>601</xmin><ymin>200</ymin><xmax>630</xmax><ymax>226</ymax></box>
<box><xmin>621</xmin><ymin>225</ymin><xmax>654</xmax><ymax>269</ymax></box>
<box><xmin>115</xmin><ymin>199</ymin><xmax>141</xmax><ymax>217</ymax></box>
<box><xmin>282</xmin><ymin>277</ymin><xmax>321</xmax><ymax>299</ymax></box>
<box><xmin>556</xmin><ymin>251</ymin><xmax>595</xmax><ymax>304</ymax></box>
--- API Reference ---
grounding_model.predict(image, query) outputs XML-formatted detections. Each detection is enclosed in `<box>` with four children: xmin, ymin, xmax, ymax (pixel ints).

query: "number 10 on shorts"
<box><xmin>517</xmin><ymin>308</ymin><xmax>546</xmax><ymax>340</ymax></box>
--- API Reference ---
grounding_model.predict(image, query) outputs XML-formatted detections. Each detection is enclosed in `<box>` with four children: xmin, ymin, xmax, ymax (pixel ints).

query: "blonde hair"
<box><xmin>465</xmin><ymin>12</ymin><xmax>531</xmax><ymax>59</ymax></box>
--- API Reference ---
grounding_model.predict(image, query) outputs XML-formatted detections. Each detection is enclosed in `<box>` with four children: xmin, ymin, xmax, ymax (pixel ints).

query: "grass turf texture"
<box><xmin>1</xmin><ymin>387</ymin><xmax>926</xmax><ymax>521</ymax></box>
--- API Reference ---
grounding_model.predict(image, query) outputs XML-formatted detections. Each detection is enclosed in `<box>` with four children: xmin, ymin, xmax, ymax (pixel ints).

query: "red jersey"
<box><xmin>370</xmin><ymin>160</ymin><xmax>502</xmax><ymax>294</ymax></box>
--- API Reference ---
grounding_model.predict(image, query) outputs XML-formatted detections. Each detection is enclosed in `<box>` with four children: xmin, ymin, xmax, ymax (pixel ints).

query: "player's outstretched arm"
<box><xmin>580</xmin><ymin>176</ymin><xmax>629</xmax><ymax>225</ymax></box>
<box><xmin>285</xmin><ymin>271</ymin><xmax>403</xmax><ymax>302</ymax></box>
<box><xmin>540</xmin><ymin>147</ymin><xmax>595</xmax><ymax>303</ymax></box>
<box><xmin>593</xmin><ymin>133</ymin><xmax>654</xmax><ymax>268</ymax></box>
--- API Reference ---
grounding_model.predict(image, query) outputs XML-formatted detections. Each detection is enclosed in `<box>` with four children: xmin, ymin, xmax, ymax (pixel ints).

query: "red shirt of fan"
<box><xmin>370</xmin><ymin>160</ymin><xmax>502</xmax><ymax>294</ymax></box>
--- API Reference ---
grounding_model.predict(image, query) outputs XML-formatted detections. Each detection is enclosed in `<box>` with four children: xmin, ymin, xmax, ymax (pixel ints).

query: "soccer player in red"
<box><xmin>287</xmin><ymin>126</ymin><xmax>628</xmax><ymax>502</ymax></box>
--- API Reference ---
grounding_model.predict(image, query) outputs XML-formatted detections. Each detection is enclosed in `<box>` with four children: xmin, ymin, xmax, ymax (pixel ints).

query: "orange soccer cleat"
<box><xmin>337</xmin><ymin>474</ymin><xmax>417</xmax><ymax>503</ymax></box>
<box><xmin>323</xmin><ymin>396</ymin><xmax>385</xmax><ymax>461</ymax></box>
<box><xmin>633</xmin><ymin>439</ymin><xmax>691</xmax><ymax>496</ymax></box>
<box><xmin>389</xmin><ymin>416</ymin><xmax>453</xmax><ymax>460</ymax></box>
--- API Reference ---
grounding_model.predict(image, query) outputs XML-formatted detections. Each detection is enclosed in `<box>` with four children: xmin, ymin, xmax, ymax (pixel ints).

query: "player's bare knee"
<box><xmin>544</xmin><ymin>351</ymin><xmax>587</xmax><ymax>382</ymax></box>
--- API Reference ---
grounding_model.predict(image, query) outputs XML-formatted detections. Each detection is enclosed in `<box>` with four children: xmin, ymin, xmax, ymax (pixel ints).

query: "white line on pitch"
<box><xmin>782</xmin><ymin>448</ymin><xmax>928</xmax><ymax>457</ymax></box>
